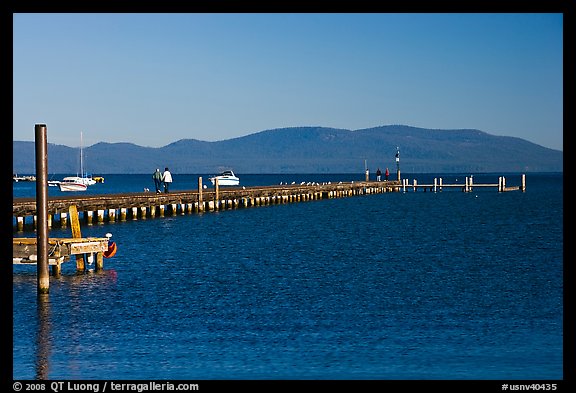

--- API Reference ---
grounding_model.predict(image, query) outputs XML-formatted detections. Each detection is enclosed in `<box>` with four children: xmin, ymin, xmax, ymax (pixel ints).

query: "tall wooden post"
<box><xmin>35</xmin><ymin>124</ymin><xmax>50</xmax><ymax>294</ymax></box>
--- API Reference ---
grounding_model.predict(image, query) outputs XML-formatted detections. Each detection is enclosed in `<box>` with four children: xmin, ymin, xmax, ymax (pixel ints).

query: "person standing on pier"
<box><xmin>385</xmin><ymin>167</ymin><xmax>389</xmax><ymax>181</ymax></box>
<box><xmin>376</xmin><ymin>168</ymin><xmax>382</xmax><ymax>181</ymax></box>
<box><xmin>152</xmin><ymin>168</ymin><xmax>163</xmax><ymax>193</ymax></box>
<box><xmin>162</xmin><ymin>167</ymin><xmax>173</xmax><ymax>193</ymax></box>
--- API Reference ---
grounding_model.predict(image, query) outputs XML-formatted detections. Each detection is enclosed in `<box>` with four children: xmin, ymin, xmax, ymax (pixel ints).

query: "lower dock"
<box><xmin>13</xmin><ymin>236</ymin><xmax>110</xmax><ymax>274</ymax></box>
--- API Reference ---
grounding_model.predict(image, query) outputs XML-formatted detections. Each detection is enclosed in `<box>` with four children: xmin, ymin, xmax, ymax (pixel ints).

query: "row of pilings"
<box><xmin>13</xmin><ymin>181</ymin><xmax>402</xmax><ymax>232</ymax></box>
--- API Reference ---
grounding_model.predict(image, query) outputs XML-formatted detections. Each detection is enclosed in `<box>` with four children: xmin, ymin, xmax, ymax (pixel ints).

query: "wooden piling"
<box><xmin>69</xmin><ymin>205</ymin><xmax>85</xmax><ymax>272</ymax></box>
<box><xmin>521</xmin><ymin>174</ymin><xmax>526</xmax><ymax>192</ymax></box>
<box><xmin>35</xmin><ymin>124</ymin><xmax>50</xmax><ymax>294</ymax></box>
<box><xmin>95</xmin><ymin>251</ymin><xmax>104</xmax><ymax>271</ymax></box>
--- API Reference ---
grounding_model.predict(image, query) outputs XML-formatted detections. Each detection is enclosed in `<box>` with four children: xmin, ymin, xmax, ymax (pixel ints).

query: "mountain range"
<box><xmin>12</xmin><ymin>125</ymin><xmax>563</xmax><ymax>174</ymax></box>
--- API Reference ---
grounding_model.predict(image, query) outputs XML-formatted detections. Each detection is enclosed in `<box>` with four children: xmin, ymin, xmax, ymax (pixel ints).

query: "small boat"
<box><xmin>13</xmin><ymin>174</ymin><xmax>36</xmax><ymax>182</ymax></box>
<box><xmin>58</xmin><ymin>179</ymin><xmax>88</xmax><ymax>192</ymax></box>
<box><xmin>61</xmin><ymin>174</ymin><xmax>96</xmax><ymax>186</ymax></box>
<box><xmin>56</xmin><ymin>131</ymin><xmax>97</xmax><ymax>188</ymax></box>
<box><xmin>209</xmin><ymin>170</ymin><xmax>240</xmax><ymax>186</ymax></box>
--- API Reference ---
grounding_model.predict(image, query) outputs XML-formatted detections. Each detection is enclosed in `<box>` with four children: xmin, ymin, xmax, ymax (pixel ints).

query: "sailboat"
<box><xmin>58</xmin><ymin>132</ymin><xmax>94</xmax><ymax>192</ymax></box>
<box><xmin>58</xmin><ymin>178</ymin><xmax>88</xmax><ymax>192</ymax></box>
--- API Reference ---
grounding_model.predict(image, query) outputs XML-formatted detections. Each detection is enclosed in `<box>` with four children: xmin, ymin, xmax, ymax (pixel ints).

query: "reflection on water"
<box><xmin>16</xmin><ymin>269</ymin><xmax>119</xmax><ymax>380</ymax></box>
<box><xmin>35</xmin><ymin>294</ymin><xmax>50</xmax><ymax>380</ymax></box>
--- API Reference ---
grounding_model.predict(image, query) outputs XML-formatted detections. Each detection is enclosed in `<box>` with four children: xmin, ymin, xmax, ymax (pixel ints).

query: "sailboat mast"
<box><xmin>80</xmin><ymin>131</ymin><xmax>83</xmax><ymax>178</ymax></box>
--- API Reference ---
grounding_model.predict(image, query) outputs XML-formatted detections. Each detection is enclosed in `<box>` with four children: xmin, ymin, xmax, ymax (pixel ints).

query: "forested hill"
<box><xmin>13</xmin><ymin>125</ymin><xmax>563</xmax><ymax>174</ymax></box>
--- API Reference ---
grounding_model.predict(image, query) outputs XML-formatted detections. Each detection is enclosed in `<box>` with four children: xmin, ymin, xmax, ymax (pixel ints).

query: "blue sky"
<box><xmin>13</xmin><ymin>13</ymin><xmax>563</xmax><ymax>151</ymax></box>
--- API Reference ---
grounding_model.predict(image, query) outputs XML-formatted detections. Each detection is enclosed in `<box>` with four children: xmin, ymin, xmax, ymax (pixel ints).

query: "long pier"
<box><xmin>13</xmin><ymin>179</ymin><xmax>402</xmax><ymax>232</ymax></box>
<box><xmin>13</xmin><ymin>174</ymin><xmax>526</xmax><ymax>233</ymax></box>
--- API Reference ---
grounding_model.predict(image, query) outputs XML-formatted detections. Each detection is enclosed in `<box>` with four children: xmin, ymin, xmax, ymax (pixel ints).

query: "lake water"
<box><xmin>12</xmin><ymin>173</ymin><xmax>564</xmax><ymax>381</ymax></box>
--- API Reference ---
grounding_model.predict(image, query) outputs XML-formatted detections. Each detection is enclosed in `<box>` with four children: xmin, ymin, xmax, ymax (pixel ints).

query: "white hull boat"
<box><xmin>62</xmin><ymin>175</ymin><xmax>96</xmax><ymax>186</ymax></box>
<box><xmin>58</xmin><ymin>180</ymin><xmax>87</xmax><ymax>192</ymax></box>
<box><xmin>54</xmin><ymin>132</ymin><xmax>97</xmax><ymax>189</ymax></box>
<box><xmin>209</xmin><ymin>170</ymin><xmax>240</xmax><ymax>186</ymax></box>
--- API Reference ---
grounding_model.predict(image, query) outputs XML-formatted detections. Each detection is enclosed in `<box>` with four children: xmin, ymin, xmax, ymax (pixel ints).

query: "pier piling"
<box><xmin>35</xmin><ymin>124</ymin><xmax>50</xmax><ymax>294</ymax></box>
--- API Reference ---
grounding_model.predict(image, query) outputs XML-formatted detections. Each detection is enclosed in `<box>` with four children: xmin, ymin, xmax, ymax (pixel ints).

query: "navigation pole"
<box><xmin>395</xmin><ymin>147</ymin><xmax>400</xmax><ymax>181</ymax></box>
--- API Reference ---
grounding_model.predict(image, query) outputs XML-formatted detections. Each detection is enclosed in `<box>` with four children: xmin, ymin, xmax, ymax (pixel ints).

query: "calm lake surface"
<box><xmin>12</xmin><ymin>173</ymin><xmax>564</xmax><ymax>380</ymax></box>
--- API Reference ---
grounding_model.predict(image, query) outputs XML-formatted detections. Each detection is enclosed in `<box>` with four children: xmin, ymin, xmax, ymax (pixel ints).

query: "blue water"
<box><xmin>12</xmin><ymin>173</ymin><xmax>564</xmax><ymax>380</ymax></box>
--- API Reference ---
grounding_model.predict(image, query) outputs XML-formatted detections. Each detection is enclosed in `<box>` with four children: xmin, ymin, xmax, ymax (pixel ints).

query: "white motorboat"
<box><xmin>209</xmin><ymin>170</ymin><xmax>240</xmax><ymax>186</ymax></box>
<box><xmin>58</xmin><ymin>179</ymin><xmax>87</xmax><ymax>192</ymax></box>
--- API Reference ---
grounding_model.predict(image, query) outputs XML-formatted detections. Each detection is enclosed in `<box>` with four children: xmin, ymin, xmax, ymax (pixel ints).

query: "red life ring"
<box><xmin>103</xmin><ymin>241</ymin><xmax>117</xmax><ymax>258</ymax></box>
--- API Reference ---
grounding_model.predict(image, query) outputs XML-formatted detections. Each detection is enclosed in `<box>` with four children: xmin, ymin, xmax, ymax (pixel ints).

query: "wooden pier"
<box><xmin>13</xmin><ymin>179</ymin><xmax>403</xmax><ymax>232</ymax></box>
<box><xmin>12</xmin><ymin>174</ymin><xmax>526</xmax><ymax>233</ymax></box>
